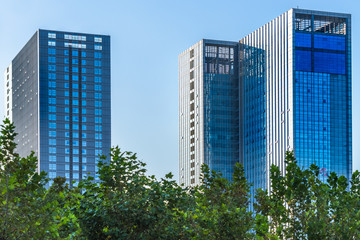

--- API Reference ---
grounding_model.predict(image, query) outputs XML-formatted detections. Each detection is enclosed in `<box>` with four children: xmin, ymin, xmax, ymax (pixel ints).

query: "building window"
<box><xmin>95</xmin><ymin>117</ymin><xmax>102</xmax><ymax>123</ymax></box>
<box><xmin>48</xmin><ymin>57</ymin><xmax>56</xmax><ymax>63</ymax></box>
<box><xmin>64</xmin><ymin>42</ymin><xmax>86</xmax><ymax>49</ymax></box>
<box><xmin>94</xmin><ymin>45</ymin><xmax>102</xmax><ymax>50</ymax></box>
<box><xmin>49</xmin><ymin>139</ymin><xmax>56</xmax><ymax>145</ymax></box>
<box><xmin>48</xmin><ymin>114</ymin><xmax>56</xmax><ymax>120</ymax></box>
<box><xmin>49</xmin><ymin>172</ymin><xmax>56</xmax><ymax>178</ymax></box>
<box><xmin>49</xmin><ymin>89</ymin><xmax>56</xmax><ymax>96</ymax></box>
<box><xmin>95</xmin><ymin>60</ymin><xmax>101</xmax><ymax>67</ymax></box>
<box><xmin>48</xmin><ymin>48</ymin><xmax>56</xmax><ymax>54</ymax></box>
<box><xmin>95</xmin><ymin>77</ymin><xmax>101</xmax><ymax>83</ymax></box>
<box><xmin>94</xmin><ymin>37</ymin><xmax>102</xmax><ymax>42</ymax></box>
<box><xmin>48</xmin><ymin>73</ymin><xmax>56</xmax><ymax>79</ymax></box>
<box><xmin>49</xmin><ymin>131</ymin><xmax>56</xmax><ymax>137</ymax></box>
<box><xmin>49</xmin><ymin>155</ymin><xmax>56</xmax><ymax>162</ymax></box>
<box><xmin>64</xmin><ymin>34</ymin><xmax>86</xmax><ymax>41</ymax></box>
<box><xmin>95</xmin><ymin>93</ymin><xmax>102</xmax><ymax>99</ymax></box>
<box><xmin>48</xmin><ymin>41</ymin><xmax>56</xmax><ymax>46</ymax></box>
<box><xmin>95</xmin><ymin>101</ymin><xmax>102</xmax><ymax>107</ymax></box>
<box><xmin>49</xmin><ymin>106</ymin><xmax>56</xmax><ymax>112</ymax></box>
<box><xmin>48</xmin><ymin>65</ymin><xmax>56</xmax><ymax>71</ymax></box>
<box><xmin>95</xmin><ymin>69</ymin><xmax>101</xmax><ymax>75</ymax></box>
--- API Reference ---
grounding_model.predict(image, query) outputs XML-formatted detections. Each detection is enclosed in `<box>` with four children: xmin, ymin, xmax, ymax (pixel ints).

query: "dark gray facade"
<box><xmin>5</xmin><ymin>29</ymin><xmax>111</xmax><ymax>186</ymax></box>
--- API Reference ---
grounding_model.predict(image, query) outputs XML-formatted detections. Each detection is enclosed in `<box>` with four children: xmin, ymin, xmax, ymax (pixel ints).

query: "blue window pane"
<box><xmin>314</xmin><ymin>52</ymin><xmax>345</xmax><ymax>74</ymax></box>
<box><xmin>48</xmin><ymin>48</ymin><xmax>56</xmax><ymax>55</ymax></box>
<box><xmin>295</xmin><ymin>33</ymin><xmax>311</xmax><ymax>48</ymax></box>
<box><xmin>295</xmin><ymin>50</ymin><xmax>312</xmax><ymax>72</ymax></box>
<box><xmin>314</xmin><ymin>34</ymin><xmax>345</xmax><ymax>51</ymax></box>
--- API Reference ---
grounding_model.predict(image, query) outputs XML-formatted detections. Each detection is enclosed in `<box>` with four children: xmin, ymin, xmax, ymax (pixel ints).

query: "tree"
<box><xmin>0</xmin><ymin>119</ymin><xmax>78</xmax><ymax>239</ymax></box>
<box><xmin>73</xmin><ymin>147</ymin><xmax>194</xmax><ymax>239</ymax></box>
<box><xmin>174</xmin><ymin>163</ymin><xmax>255</xmax><ymax>239</ymax></box>
<box><xmin>254</xmin><ymin>151</ymin><xmax>360</xmax><ymax>239</ymax></box>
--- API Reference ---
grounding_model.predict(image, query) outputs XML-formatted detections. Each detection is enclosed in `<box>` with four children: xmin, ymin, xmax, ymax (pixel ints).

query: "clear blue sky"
<box><xmin>0</xmin><ymin>0</ymin><xmax>358</xmax><ymax>181</ymax></box>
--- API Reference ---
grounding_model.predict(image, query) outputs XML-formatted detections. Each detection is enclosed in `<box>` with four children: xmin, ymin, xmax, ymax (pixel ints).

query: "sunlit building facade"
<box><xmin>179</xmin><ymin>9</ymin><xmax>352</xmax><ymax>195</ymax></box>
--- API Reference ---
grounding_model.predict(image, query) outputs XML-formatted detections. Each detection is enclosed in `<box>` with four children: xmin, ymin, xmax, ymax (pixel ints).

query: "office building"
<box><xmin>4</xmin><ymin>29</ymin><xmax>111</xmax><ymax>186</ymax></box>
<box><xmin>179</xmin><ymin>40</ymin><xmax>239</xmax><ymax>186</ymax></box>
<box><xmin>179</xmin><ymin>9</ymin><xmax>352</xmax><ymax>197</ymax></box>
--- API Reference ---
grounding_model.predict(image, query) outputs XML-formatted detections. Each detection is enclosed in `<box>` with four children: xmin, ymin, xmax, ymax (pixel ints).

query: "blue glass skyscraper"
<box><xmin>179</xmin><ymin>9</ymin><xmax>352</xmax><ymax>194</ymax></box>
<box><xmin>179</xmin><ymin>40</ymin><xmax>239</xmax><ymax>186</ymax></box>
<box><xmin>4</xmin><ymin>29</ymin><xmax>111</xmax><ymax>186</ymax></box>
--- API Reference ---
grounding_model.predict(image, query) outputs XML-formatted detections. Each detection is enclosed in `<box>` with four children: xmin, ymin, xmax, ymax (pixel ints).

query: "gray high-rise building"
<box><xmin>4</xmin><ymin>29</ymin><xmax>111</xmax><ymax>186</ymax></box>
<box><xmin>179</xmin><ymin>9</ymin><xmax>352</xmax><ymax>197</ymax></box>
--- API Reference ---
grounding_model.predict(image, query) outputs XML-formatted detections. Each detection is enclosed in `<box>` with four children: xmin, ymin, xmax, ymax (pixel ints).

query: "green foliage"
<box><xmin>0</xmin><ymin>118</ymin><xmax>359</xmax><ymax>239</ymax></box>
<box><xmin>254</xmin><ymin>151</ymin><xmax>360</xmax><ymax>239</ymax></box>
<box><xmin>174</xmin><ymin>163</ymin><xmax>254</xmax><ymax>239</ymax></box>
<box><xmin>0</xmin><ymin>119</ymin><xmax>78</xmax><ymax>239</ymax></box>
